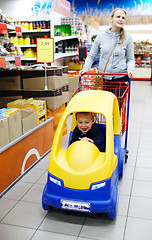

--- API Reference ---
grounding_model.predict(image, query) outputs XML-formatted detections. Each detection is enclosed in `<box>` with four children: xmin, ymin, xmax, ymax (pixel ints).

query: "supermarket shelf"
<box><xmin>0</xmin><ymin>22</ymin><xmax>16</xmax><ymax>32</ymax></box>
<box><xmin>0</xmin><ymin>56</ymin><xmax>26</xmax><ymax>61</ymax></box>
<box><xmin>54</xmin><ymin>52</ymin><xmax>78</xmax><ymax>60</ymax></box>
<box><xmin>22</xmin><ymin>57</ymin><xmax>37</xmax><ymax>61</ymax></box>
<box><xmin>54</xmin><ymin>35</ymin><xmax>79</xmax><ymax>43</ymax></box>
<box><xmin>16</xmin><ymin>44</ymin><xmax>37</xmax><ymax>48</ymax></box>
<box><xmin>10</xmin><ymin>29</ymin><xmax>50</xmax><ymax>34</ymax></box>
<box><xmin>6</xmin><ymin>23</ymin><xmax>16</xmax><ymax>32</ymax></box>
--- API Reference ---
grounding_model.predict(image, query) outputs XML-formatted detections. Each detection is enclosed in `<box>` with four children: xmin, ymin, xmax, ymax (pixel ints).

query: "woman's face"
<box><xmin>111</xmin><ymin>9</ymin><xmax>126</xmax><ymax>30</ymax></box>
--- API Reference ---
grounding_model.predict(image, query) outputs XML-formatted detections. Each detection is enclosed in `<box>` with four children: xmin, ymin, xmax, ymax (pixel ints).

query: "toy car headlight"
<box><xmin>91</xmin><ymin>182</ymin><xmax>106</xmax><ymax>190</ymax></box>
<box><xmin>50</xmin><ymin>176</ymin><xmax>61</xmax><ymax>186</ymax></box>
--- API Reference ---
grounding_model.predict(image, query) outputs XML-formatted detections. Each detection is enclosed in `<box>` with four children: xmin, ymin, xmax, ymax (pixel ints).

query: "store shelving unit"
<box><xmin>9</xmin><ymin>24</ymin><xmax>51</xmax><ymax>63</ymax></box>
<box><xmin>54</xmin><ymin>35</ymin><xmax>79</xmax><ymax>43</ymax></box>
<box><xmin>54</xmin><ymin>52</ymin><xmax>78</xmax><ymax>60</ymax></box>
<box><xmin>0</xmin><ymin>56</ymin><xmax>26</xmax><ymax>61</ymax></box>
<box><xmin>0</xmin><ymin>23</ymin><xmax>22</xmax><ymax>62</ymax></box>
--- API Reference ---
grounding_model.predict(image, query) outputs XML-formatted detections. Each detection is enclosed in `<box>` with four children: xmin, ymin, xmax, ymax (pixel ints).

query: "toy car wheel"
<box><xmin>119</xmin><ymin>149</ymin><xmax>125</xmax><ymax>179</ymax></box>
<box><xmin>108</xmin><ymin>204</ymin><xmax>117</xmax><ymax>220</ymax></box>
<box><xmin>125</xmin><ymin>151</ymin><xmax>128</xmax><ymax>164</ymax></box>
<box><xmin>42</xmin><ymin>199</ymin><xmax>53</xmax><ymax>211</ymax></box>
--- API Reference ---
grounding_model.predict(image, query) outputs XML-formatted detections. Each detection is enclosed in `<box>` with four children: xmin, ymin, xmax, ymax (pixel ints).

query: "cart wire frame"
<box><xmin>72</xmin><ymin>72</ymin><xmax>131</xmax><ymax>152</ymax></box>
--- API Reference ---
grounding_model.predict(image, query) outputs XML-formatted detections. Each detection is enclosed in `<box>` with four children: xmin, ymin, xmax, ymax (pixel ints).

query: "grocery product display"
<box><xmin>134</xmin><ymin>40</ymin><xmax>152</xmax><ymax>67</ymax></box>
<box><xmin>9</xmin><ymin>20</ymin><xmax>51</xmax><ymax>62</ymax></box>
<box><xmin>61</xmin><ymin>16</ymin><xmax>83</xmax><ymax>36</ymax></box>
<box><xmin>7</xmin><ymin>98</ymin><xmax>47</xmax><ymax>124</ymax></box>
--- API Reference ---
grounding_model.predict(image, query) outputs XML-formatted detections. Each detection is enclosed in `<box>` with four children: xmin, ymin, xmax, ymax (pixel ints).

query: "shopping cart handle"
<box><xmin>79</xmin><ymin>72</ymin><xmax>128</xmax><ymax>76</ymax></box>
<box><xmin>79</xmin><ymin>72</ymin><xmax>129</xmax><ymax>85</ymax></box>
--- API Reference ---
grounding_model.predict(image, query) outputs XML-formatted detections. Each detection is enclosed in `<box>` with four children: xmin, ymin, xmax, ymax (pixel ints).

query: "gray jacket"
<box><xmin>83</xmin><ymin>27</ymin><xmax>135</xmax><ymax>79</ymax></box>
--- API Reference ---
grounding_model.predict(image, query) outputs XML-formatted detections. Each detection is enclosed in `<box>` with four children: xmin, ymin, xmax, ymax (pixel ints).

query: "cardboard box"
<box><xmin>21</xmin><ymin>111</ymin><xmax>38</xmax><ymax>134</ymax></box>
<box><xmin>0</xmin><ymin>117</ymin><xmax>9</xmax><ymax>148</ymax></box>
<box><xmin>0</xmin><ymin>90</ymin><xmax>23</xmax><ymax>108</ymax></box>
<box><xmin>8</xmin><ymin>111</ymin><xmax>22</xmax><ymax>142</ymax></box>
<box><xmin>68</xmin><ymin>75</ymin><xmax>79</xmax><ymax>92</ymax></box>
<box><xmin>22</xmin><ymin>67</ymin><xmax>63</xmax><ymax>90</ymax></box>
<box><xmin>0</xmin><ymin>70</ymin><xmax>22</xmax><ymax>90</ymax></box>
<box><xmin>62</xmin><ymin>84</ymin><xmax>69</xmax><ymax>104</ymax></box>
<box><xmin>61</xmin><ymin>66</ymin><xmax>68</xmax><ymax>86</ymax></box>
<box><xmin>7</xmin><ymin>99</ymin><xmax>47</xmax><ymax>125</ymax></box>
<box><xmin>0</xmin><ymin>108</ymin><xmax>22</xmax><ymax>142</ymax></box>
<box><xmin>23</xmin><ymin>88</ymin><xmax>63</xmax><ymax>110</ymax></box>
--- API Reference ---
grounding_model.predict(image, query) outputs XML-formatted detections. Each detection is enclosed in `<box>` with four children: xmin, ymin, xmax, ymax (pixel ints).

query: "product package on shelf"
<box><xmin>0</xmin><ymin>117</ymin><xmax>9</xmax><ymax>148</ymax></box>
<box><xmin>61</xmin><ymin>16</ymin><xmax>83</xmax><ymax>36</ymax></box>
<box><xmin>54</xmin><ymin>25</ymin><xmax>71</xmax><ymax>36</ymax></box>
<box><xmin>0</xmin><ymin>108</ymin><xmax>22</xmax><ymax>143</ymax></box>
<box><xmin>66</xmin><ymin>60</ymin><xmax>82</xmax><ymax>70</ymax></box>
<box><xmin>21</xmin><ymin>110</ymin><xmax>38</xmax><ymax>134</ymax></box>
<box><xmin>7</xmin><ymin>98</ymin><xmax>47</xmax><ymax>124</ymax></box>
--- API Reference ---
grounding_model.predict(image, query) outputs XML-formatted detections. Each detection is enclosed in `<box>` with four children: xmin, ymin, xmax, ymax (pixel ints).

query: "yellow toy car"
<box><xmin>42</xmin><ymin>90</ymin><xmax>125</xmax><ymax>219</ymax></box>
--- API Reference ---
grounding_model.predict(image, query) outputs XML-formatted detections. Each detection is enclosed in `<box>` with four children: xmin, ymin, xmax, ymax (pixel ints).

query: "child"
<box><xmin>69</xmin><ymin>112</ymin><xmax>104</xmax><ymax>152</ymax></box>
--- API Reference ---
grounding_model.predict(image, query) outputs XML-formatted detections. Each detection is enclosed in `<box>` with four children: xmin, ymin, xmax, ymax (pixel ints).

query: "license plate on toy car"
<box><xmin>61</xmin><ymin>200</ymin><xmax>90</xmax><ymax>212</ymax></box>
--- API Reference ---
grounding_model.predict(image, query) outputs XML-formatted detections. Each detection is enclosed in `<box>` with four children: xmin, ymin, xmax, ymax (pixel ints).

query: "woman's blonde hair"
<box><xmin>111</xmin><ymin>8</ymin><xmax>126</xmax><ymax>44</ymax></box>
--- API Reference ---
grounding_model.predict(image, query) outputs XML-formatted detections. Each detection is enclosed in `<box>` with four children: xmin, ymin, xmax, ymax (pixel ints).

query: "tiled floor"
<box><xmin>1</xmin><ymin>81</ymin><xmax>152</xmax><ymax>240</ymax></box>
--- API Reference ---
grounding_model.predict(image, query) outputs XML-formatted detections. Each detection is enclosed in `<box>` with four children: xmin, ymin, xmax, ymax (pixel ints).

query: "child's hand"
<box><xmin>79</xmin><ymin>137</ymin><xmax>94</xmax><ymax>143</ymax></box>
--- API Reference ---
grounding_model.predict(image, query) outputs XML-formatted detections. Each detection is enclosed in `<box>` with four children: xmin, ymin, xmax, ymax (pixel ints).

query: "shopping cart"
<box><xmin>73</xmin><ymin>72</ymin><xmax>131</xmax><ymax>163</ymax></box>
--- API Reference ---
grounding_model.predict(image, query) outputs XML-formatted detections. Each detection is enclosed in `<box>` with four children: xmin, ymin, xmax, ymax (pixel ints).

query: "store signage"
<box><xmin>0</xmin><ymin>23</ymin><xmax>7</xmax><ymax>34</ymax></box>
<box><xmin>0</xmin><ymin>57</ymin><xmax>6</xmax><ymax>68</ymax></box>
<box><xmin>36</xmin><ymin>38</ymin><xmax>54</xmax><ymax>63</ymax></box>
<box><xmin>53</xmin><ymin>0</ymin><xmax>71</xmax><ymax>17</ymax></box>
<box><xmin>15</xmin><ymin>56</ymin><xmax>21</xmax><ymax>66</ymax></box>
<box><xmin>15</xmin><ymin>26</ymin><xmax>22</xmax><ymax>36</ymax></box>
<box><xmin>78</xmin><ymin>47</ymin><xmax>87</xmax><ymax>62</ymax></box>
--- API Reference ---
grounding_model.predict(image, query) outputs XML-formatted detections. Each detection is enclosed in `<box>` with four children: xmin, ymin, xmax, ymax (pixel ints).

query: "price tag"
<box><xmin>15</xmin><ymin>56</ymin><xmax>21</xmax><ymax>66</ymax></box>
<box><xmin>0</xmin><ymin>23</ymin><xmax>7</xmax><ymax>34</ymax></box>
<box><xmin>0</xmin><ymin>57</ymin><xmax>6</xmax><ymax>68</ymax></box>
<box><xmin>15</xmin><ymin>26</ymin><xmax>22</xmax><ymax>36</ymax></box>
<box><xmin>36</xmin><ymin>38</ymin><xmax>54</xmax><ymax>63</ymax></box>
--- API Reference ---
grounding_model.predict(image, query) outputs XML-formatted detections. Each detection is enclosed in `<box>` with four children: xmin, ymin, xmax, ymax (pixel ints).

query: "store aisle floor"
<box><xmin>1</xmin><ymin>81</ymin><xmax>152</xmax><ymax>240</ymax></box>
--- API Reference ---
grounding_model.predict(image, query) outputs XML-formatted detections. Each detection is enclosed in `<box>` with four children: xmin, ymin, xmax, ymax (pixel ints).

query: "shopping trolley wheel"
<box><xmin>125</xmin><ymin>150</ymin><xmax>129</xmax><ymax>164</ymax></box>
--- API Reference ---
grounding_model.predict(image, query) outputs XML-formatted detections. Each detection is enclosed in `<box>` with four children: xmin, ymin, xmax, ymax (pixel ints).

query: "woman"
<box><xmin>81</xmin><ymin>8</ymin><xmax>135</xmax><ymax>82</ymax></box>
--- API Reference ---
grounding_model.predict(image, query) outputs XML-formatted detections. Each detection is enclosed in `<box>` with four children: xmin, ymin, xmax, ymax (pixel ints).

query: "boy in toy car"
<box><xmin>69</xmin><ymin>112</ymin><xmax>104</xmax><ymax>152</ymax></box>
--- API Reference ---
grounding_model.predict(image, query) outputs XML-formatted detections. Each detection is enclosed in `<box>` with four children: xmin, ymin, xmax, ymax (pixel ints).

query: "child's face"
<box><xmin>76</xmin><ymin>113</ymin><xmax>94</xmax><ymax>134</ymax></box>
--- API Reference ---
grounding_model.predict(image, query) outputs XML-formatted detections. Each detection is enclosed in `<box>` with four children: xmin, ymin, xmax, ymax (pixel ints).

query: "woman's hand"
<box><xmin>79</xmin><ymin>68</ymin><xmax>87</xmax><ymax>76</ymax></box>
<box><xmin>127</xmin><ymin>69</ymin><xmax>134</xmax><ymax>78</ymax></box>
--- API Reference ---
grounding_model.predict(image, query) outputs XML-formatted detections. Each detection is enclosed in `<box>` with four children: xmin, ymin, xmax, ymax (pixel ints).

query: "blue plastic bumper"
<box><xmin>42</xmin><ymin>168</ymin><xmax>118</xmax><ymax>213</ymax></box>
